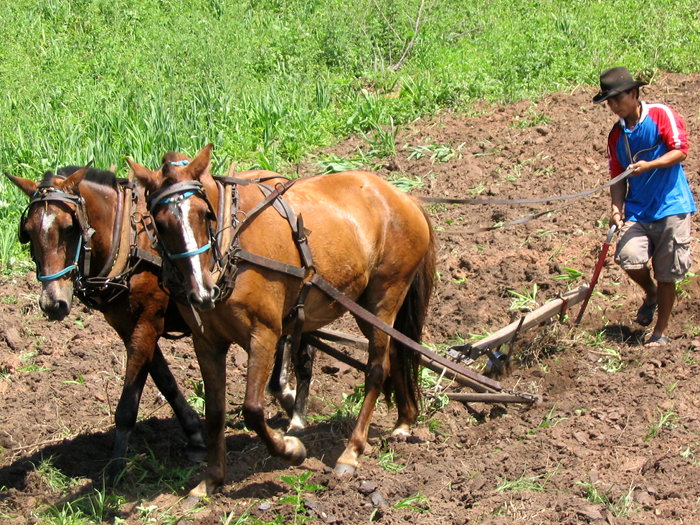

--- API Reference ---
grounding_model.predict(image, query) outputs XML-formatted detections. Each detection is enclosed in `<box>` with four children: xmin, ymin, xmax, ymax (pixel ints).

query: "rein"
<box><xmin>423</xmin><ymin>167</ymin><xmax>636</xmax><ymax>234</ymax></box>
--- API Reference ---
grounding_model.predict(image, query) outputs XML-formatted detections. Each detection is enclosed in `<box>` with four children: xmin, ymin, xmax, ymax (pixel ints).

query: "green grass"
<box><xmin>1</xmin><ymin>0</ymin><xmax>699</xmax><ymax>271</ymax></box>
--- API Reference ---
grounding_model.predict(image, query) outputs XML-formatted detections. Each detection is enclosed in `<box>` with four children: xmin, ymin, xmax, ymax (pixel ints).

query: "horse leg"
<box><xmin>106</xmin><ymin>349</ymin><xmax>150</xmax><ymax>484</ymax></box>
<box><xmin>334</xmin><ymin>321</ymin><xmax>391</xmax><ymax>476</ymax></box>
<box><xmin>267</xmin><ymin>336</ymin><xmax>296</xmax><ymax>417</ymax></box>
<box><xmin>243</xmin><ymin>326</ymin><xmax>306</xmax><ymax>466</ymax></box>
<box><xmin>388</xmin><ymin>342</ymin><xmax>419</xmax><ymax>438</ymax></box>
<box><xmin>288</xmin><ymin>337</ymin><xmax>316</xmax><ymax>432</ymax></box>
<box><xmin>148</xmin><ymin>344</ymin><xmax>206</xmax><ymax>461</ymax></box>
<box><xmin>189</xmin><ymin>341</ymin><xmax>228</xmax><ymax>497</ymax></box>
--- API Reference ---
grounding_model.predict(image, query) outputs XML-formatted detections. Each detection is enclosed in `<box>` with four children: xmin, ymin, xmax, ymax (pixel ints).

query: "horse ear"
<box><xmin>126</xmin><ymin>157</ymin><xmax>162</xmax><ymax>192</ymax></box>
<box><xmin>5</xmin><ymin>173</ymin><xmax>38</xmax><ymax>197</ymax></box>
<box><xmin>61</xmin><ymin>165</ymin><xmax>90</xmax><ymax>194</ymax></box>
<box><xmin>187</xmin><ymin>143</ymin><xmax>214</xmax><ymax>180</ymax></box>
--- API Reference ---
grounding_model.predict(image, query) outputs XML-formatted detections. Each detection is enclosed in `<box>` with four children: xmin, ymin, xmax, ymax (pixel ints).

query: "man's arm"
<box><xmin>610</xmin><ymin>179</ymin><xmax>627</xmax><ymax>228</ymax></box>
<box><xmin>629</xmin><ymin>149</ymin><xmax>687</xmax><ymax>175</ymax></box>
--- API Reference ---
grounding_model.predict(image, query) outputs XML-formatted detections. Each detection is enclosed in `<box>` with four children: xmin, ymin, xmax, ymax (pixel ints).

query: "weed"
<box><xmin>508</xmin><ymin>284</ymin><xmax>538</xmax><ymax>312</ymax></box>
<box><xmin>406</xmin><ymin>142</ymin><xmax>463</xmax><ymax>162</ymax></box>
<box><xmin>315</xmin><ymin>154</ymin><xmax>364</xmax><ymax>174</ymax></box>
<box><xmin>123</xmin><ymin>444</ymin><xmax>198</xmax><ymax>493</ymax></box>
<box><xmin>188</xmin><ymin>379</ymin><xmax>206</xmax><ymax>415</ymax></box>
<box><xmin>577</xmin><ymin>481</ymin><xmax>637</xmax><ymax>517</ymax></box>
<box><xmin>418</xmin><ymin>367</ymin><xmax>450</xmax><ymax>415</ymax></box>
<box><xmin>18</xmin><ymin>351</ymin><xmax>49</xmax><ymax>374</ymax></box>
<box><xmin>388</xmin><ymin>174</ymin><xmax>424</xmax><ymax>192</ymax></box>
<box><xmin>530</xmin><ymin>405</ymin><xmax>567</xmax><ymax>433</ymax></box>
<box><xmin>496</xmin><ymin>469</ymin><xmax>555</xmax><ymax>492</ymax></box>
<box><xmin>310</xmin><ymin>384</ymin><xmax>366</xmax><ymax>427</ymax></box>
<box><xmin>34</xmin><ymin>485</ymin><xmax>126</xmax><ymax>524</ymax></box>
<box><xmin>278</xmin><ymin>471</ymin><xmax>324</xmax><ymax>525</ymax></box>
<box><xmin>34</xmin><ymin>457</ymin><xmax>76</xmax><ymax>493</ymax></box>
<box><xmin>553</xmin><ymin>266</ymin><xmax>583</xmax><ymax>282</ymax></box>
<box><xmin>393</xmin><ymin>492</ymin><xmax>430</xmax><ymax>513</ymax></box>
<box><xmin>675</xmin><ymin>270</ymin><xmax>696</xmax><ymax>299</ymax></box>
<box><xmin>63</xmin><ymin>374</ymin><xmax>85</xmax><ymax>386</ymax></box>
<box><xmin>594</xmin><ymin>347</ymin><xmax>625</xmax><ymax>373</ymax></box>
<box><xmin>377</xmin><ymin>445</ymin><xmax>406</xmax><ymax>473</ymax></box>
<box><xmin>644</xmin><ymin>408</ymin><xmax>677</xmax><ymax>441</ymax></box>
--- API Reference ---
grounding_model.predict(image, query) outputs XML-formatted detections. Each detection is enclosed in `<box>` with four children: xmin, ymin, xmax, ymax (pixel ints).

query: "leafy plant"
<box><xmin>278</xmin><ymin>471</ymin><xmax>324</xmax><ymax>525</ymax></box>
<box><xmin>508</xmin><ymin>284</ymin><xmax>538</xmax><ymax>312</ymax></box>
<box><xmin>530</xmin><ymin>404</ymin><xmax>567</xmax><ymax>433</ymax></box>
<box><xmin>644</xmin><ymin>408</ymin><xmax>677</xmax><ymax>441</ymax></box>
<box><xmin>393</xmin><ymin>492</ymin><xmax>430</xmax><ymax>513</ymax></box>
<box><xmin>496</xmin><ymin>470</ymin><xmax>554</xmax><ymax>492</ymax></box>
<box><xmin>188</xmin><ymin>379</ymin><xmax>206</xmax><ymax>415</ymax></box>
<box><xmin>388</xmin><ymin>174</ymin><xmax>424</xmax><ymax>192</ymax></box>
<box><xmin>577</xmin><ymin>481</ymin><xmax>637</xmax><ymax>517</ymax></box>
<box><xmin>553</xmin><ymin>267</ymin><xmax>583</xmax><ymax>281</ymax></box>
<box><xmin>594</xmin><ymin>347</ymin><xmax>625</xmax><ymax>373</ymax></box>
<box><xmin>377</xmin><ymin>447</ymin><xmax>406</xmax><ymax>473</ymax></box>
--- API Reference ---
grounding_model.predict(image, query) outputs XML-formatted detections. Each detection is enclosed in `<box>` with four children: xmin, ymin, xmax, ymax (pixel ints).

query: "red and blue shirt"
<box><xmin>607</xmin><ymin>101</ymin><xmax>696</xmax><ymax>222</ymax></box>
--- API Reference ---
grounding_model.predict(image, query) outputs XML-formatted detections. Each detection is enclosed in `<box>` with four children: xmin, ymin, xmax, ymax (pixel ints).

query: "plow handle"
<box><xmin>574</xmin><ymin>224</ymin><xmax>617</xmax><ymax>325</ymax></box>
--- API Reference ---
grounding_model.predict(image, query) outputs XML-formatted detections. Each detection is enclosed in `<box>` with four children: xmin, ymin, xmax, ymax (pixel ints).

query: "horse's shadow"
<box><xmin>0</xmin><ymin>412</ymin><xmax>356</xmax><ymax>509</ymax></box>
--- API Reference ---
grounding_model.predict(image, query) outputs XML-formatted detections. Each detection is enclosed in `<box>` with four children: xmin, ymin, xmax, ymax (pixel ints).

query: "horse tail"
<box><xmin>388</xmin><ymin>206</ymin><xmax>436</xmax><ymax>411</ymax></box>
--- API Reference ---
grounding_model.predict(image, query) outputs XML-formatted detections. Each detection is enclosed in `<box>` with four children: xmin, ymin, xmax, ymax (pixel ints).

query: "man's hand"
<box><xmin>628</xmin><ymin>160</ymin><xmax>652</xmax><ymax>175</ymax></box>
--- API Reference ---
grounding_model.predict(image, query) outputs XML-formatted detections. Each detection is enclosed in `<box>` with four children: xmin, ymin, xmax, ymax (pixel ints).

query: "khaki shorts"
<box><xmin>614</xmin><ymin>213</ymin><xmax>693</xmax><ymax>282</ymax></box>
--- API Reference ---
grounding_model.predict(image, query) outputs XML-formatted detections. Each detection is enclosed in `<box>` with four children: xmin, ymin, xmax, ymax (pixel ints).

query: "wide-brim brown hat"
<box><xmin>593</xmin><ymin>66</ymin><xmax>648</xmax><ymax>103</ymax></box>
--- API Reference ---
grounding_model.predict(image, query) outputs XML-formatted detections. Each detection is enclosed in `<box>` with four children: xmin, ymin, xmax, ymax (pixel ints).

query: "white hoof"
<box><xmin>283</xmin><ymin>435</ymin><xmax>306</xmax><ymax>466</ymax></box>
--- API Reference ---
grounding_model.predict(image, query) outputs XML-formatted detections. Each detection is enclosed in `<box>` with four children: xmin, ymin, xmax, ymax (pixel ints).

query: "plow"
<box><xmin>306</xmin><ymin>280</ymin><xmax>601</xmax><ymax>406</ymax></box>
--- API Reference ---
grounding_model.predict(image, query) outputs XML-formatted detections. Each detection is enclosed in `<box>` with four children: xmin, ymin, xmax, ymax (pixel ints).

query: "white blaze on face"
<box><xmin>179</xmin><ymin>198</ymin><xmax>207</xmax><ymax>292</ymax></box>
<box><xmin>40</xmin><ymin>209</ymin><xmax>57</xmax><ymax>237</ymax></box>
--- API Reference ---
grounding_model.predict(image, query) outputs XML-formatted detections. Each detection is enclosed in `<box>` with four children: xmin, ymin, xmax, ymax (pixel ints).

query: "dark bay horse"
<box><xmin>6</xmin><ymin>165</ymin><xmax>207</xmax><ymax>481</ymax></box>
<box><xmin>129</xmin><ymin>144</ymin><xmax>436</xmax><ymax>496</ymax></box>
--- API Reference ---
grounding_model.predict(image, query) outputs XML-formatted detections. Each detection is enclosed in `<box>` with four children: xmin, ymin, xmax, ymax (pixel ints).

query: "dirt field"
<box><xmin>1</xmin><ymin>73</ymin><xmax>699</xmax><ymax>524</ymax></box>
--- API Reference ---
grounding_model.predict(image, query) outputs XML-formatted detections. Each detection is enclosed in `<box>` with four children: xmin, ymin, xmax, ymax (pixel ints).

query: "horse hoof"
<box><xmin>283</xmin><ymin>436</ymin><xmax>306</xmax><ymax>466</ymax></box>
<box><xmin>390</xmin><ymin>426</ymin><xmax>410</xmax><ymax>441</ymax></box>
<box><xmin>104</xmin><ymin>459</ymin><xmax>126</xmax><ymax>486</ymax></box>
<box><xmin>185</xmin><ymin>443</ymin><xmax>207</xmax><ymax>463</ymax></box>
<box><xmin>188</xmin><ymin>480</ymin><xmax>210</xmax><ymax>498</ymax></box>
<box><xmin>334</xmin><ymin>462</ymin><xmax>356</xmax><ymax>477</ymax></box>
<box><xmin>287</xmin><ymin>415</ymin><xmax>307</xmax><ymax>434</ymax></box>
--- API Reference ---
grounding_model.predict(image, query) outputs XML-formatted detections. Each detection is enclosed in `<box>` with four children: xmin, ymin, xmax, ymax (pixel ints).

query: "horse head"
<box><xmin>6</xmin><ymin>167</ymin><xmax>89</xmax><ymax>320</ymax></box>
<box><xmin>128</xmin><ymin>144</ymin><xmax>221</xmax><ymax>311</ymax></box>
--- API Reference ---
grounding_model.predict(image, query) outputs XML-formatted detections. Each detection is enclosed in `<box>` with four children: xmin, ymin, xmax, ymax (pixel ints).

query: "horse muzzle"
<box><xmin>39</xmin><ymin>287</ymin><xmax>73</xmax><ymax>321</ymax></box>
<box><xmin>188</xmin><ymin>285</ymin><xmax>220</xmax><ymax>311</ymax></box>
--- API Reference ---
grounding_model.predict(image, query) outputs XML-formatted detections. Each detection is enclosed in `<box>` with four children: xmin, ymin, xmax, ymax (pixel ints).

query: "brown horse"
<box><xmin>6</xmin><ymin>164</ymin><xmax>207</xmax><ymax>481</ymax></box>
<box><xmin>129</xmin><ymin>144</ymin><xmax>436</xmax><ymax>496</ymax></box>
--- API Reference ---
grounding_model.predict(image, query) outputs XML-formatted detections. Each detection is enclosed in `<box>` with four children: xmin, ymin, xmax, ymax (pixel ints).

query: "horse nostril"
<box><xmin>188</xmin><ymin>292</ymin><xmax>202</xmax><ymax>307</ymax></box>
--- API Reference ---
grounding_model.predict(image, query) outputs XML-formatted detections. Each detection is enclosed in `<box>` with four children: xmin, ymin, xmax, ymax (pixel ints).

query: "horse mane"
<box><xmin>40</xmin><ymin>166</ymin><xmax>117</xmax><ymax>189</ymax></box>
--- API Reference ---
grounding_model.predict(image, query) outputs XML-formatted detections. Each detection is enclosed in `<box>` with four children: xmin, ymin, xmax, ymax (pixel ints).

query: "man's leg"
<box><xmin>651</xmin><ymin>281</ymin><xmax>676</xmax><ymax>341</ymax></box>
<box><xmin>624</xmin><ymin>267</ymin><xmax>658</xmax><ymax>305</ymax></box>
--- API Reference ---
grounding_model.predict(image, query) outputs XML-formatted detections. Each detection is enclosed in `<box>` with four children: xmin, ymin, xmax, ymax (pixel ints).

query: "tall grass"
<box><xmin>1</xmin><ymin>0</ymin><xmax>699</xmax><ymax>269</ymax></box>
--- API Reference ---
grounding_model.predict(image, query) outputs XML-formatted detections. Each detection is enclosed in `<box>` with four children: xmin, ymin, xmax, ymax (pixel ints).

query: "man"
<box><xmin>594</xmin><ymin>66</ymin><xmax>696</xmax><ymax>347</ymax></box>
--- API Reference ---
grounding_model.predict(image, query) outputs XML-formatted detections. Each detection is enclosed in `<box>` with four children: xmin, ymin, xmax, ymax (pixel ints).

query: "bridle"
<box><xmin>19</xmin><ymin>182</ymin><xmax>92</xmax><ymax>282</ymax></box>
<box><xmin>146</xmin><ymin>180</ymin><xmax>218</xmax><ymax>260</ymax></box>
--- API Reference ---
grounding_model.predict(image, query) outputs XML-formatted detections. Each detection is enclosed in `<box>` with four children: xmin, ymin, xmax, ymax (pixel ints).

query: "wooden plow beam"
<box><xmin>306</xmin><ymin>284</ymin><xmax>591</xmax><ymax>406</ymax></box>
<box><xmin>449</xmin><ymin>284</ymin><xmax>590</xmax><ymax>360</ymax></box>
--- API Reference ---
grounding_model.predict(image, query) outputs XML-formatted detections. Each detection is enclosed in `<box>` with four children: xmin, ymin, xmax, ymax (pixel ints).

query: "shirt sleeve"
<box><xmin>607</xmin><ymin>125</ymin><xmax>625</xmax><ymax>177</ymax></box>
<box><xmin>649</xmin><ymin>104</ymin><xmax>690</xmax><ymax>155</ymax></box>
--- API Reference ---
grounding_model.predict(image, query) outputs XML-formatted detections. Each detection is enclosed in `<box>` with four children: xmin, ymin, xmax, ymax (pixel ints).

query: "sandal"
<box><xmin>635</xmin><ymin>301</ymin><xmax>657</xmax><ymax>326</ymax></box>
<box><xmin>644</xmin><ymin>335</ymin><xmax>668</xmax><ymax>347</ymax></box>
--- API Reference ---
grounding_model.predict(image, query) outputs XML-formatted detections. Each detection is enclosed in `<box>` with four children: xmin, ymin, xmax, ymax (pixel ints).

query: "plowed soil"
<box><xmin>1</xmin><ymin>72</ymin><xmax>699</xmax><ymax>524</ymax></box>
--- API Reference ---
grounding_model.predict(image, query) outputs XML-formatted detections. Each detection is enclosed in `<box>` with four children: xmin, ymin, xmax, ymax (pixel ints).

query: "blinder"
<box><xmin>21</xmin><ymin>186</ymin><xmax>89</xmax><ymax>281</ymax></box>
<box><xmin>18</xmin><ymin>209</ymin><xmax>30</xmax><ymax>244</ymax></box>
